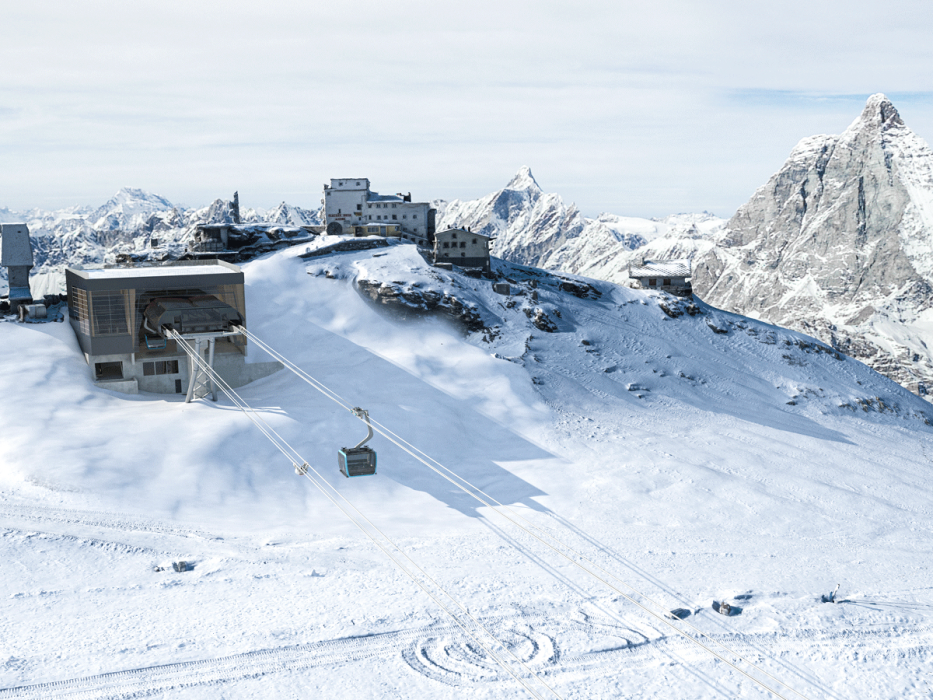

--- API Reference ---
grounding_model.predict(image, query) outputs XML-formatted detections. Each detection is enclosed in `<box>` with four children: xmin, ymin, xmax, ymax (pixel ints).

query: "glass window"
<box><xmin>91</xmin><ymin>290</ymin><xmax>130</xmax><ymax>336</ymax></box>
<box><xmin>143</xmin><ymin>362</ymin><xmax>155</xmax><ymax>376</ymax></box>
<box><xmin>648</xmin><ymin>278</ymin><xmax>657</xmax><ymax>286</ymax></box>
<box><xmin>69</xmin><ymin>287</ymin><xmax>91</xmax><ymax>335</ymax></box>
<box><xmin>460</xmin><ymin>242</ymin><xmax>466</xmax><ymax>248</ymax></box>
<box><xmin>443</xmin><ymin>242</ymin><xmax>449</xmax><ymax>248</ymax></box>
<box><xmin>413</xmin><ymin>214</ymin><xmax>418</xmax><ymax>219</ymax></box>
<box><xmin>392</xmin><ymin>215</ymin><xmax>397</xmax><ymax>220</ymax></box>
<box><xmin>663</xmin><ymin>278</ymin><xmax>672</xmax><ymax>285</ymax></box>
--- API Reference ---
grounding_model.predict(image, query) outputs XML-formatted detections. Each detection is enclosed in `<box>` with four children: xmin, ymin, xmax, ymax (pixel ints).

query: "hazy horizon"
<box><xmin>2</xmin><ymin>1</ymin><xmax>931</xmax><ymax>219</ymax></box>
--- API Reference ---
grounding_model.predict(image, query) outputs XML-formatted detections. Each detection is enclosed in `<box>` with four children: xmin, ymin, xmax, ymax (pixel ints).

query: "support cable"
<box><xmin>237</xmin><ymin>326</ymin><xmax>816</xmax><ymax>700</ymax></box>
<box><xmin>168</xmin><ymin>331</ymin><xmax>562</xmax><ymax>700</ymax></box>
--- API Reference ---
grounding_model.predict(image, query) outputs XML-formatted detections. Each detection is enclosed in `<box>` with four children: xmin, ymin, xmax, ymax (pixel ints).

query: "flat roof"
<box><xmin>66</xmin><ymin>260</ymin><xmax>243</xmax><ymax>291</ymax></box>
<box><xmin>80</xmin><ymin>265</ymin><xmax>235</xmax><ymax>279</ymax></box>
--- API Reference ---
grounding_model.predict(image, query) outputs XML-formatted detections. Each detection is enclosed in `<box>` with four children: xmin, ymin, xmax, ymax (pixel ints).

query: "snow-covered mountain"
<box><xmin>685</xmin><ymin>94</ymin><xmax>933</xmax><ymax>399</ymax></box>
<box><xmin>439</xmin><ymin>98</ymin><xmax>933</xmax><ymax>403</ymax></box>
<box><xmin>0</xmin><ymin>189</ymin><xmax>322</xmax><ymax>297</ymax></box>
<box><xmin>436</xmin><ymin>167</ymin><xmax>725</xmax><ymax>284</ymax></box>
<box><xmin>2</xmin><ymin>241</ymin><xmax>931</xmax><ymax>698</ymax></box>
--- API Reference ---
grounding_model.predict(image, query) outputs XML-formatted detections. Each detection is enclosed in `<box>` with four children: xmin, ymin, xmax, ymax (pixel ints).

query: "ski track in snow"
<box><xmin>5</xmin><ymin>615</ymin><xmax>930</xmax><ymax>699</ymax></box>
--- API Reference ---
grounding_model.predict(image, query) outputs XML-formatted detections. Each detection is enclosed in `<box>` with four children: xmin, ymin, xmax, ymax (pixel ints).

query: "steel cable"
<box><xmin>237</xmin><ymin>325</ymin><xmax>819</xmax><ymax>700</ymax></box>
<box><xmin>169</xmin><ymin>331</ymin><xmax>563</xmax><ymax>700</ymax></box>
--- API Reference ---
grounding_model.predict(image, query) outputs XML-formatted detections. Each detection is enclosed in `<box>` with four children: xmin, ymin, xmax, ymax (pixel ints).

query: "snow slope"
<box><xmin>1</xmin><ymin>244</ymin><xmax>932</xmax><ymax>699</ymax></box>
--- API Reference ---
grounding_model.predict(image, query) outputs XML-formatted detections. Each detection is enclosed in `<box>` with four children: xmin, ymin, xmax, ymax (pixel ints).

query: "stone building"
<box><xmin>323</xmin><ymin>178</ymin><xmax>436</xmax><ymax>245</ymax></box>
<box><xmin>434</xmin><ymin>228</ymin><xmax>492</xmax><ymax>272</ymax></box>
<box><xmin>65</xmin><ymin>260</ymin><xmax>280</xmax><ymax>396</ymax></box>
<box><xmin>1</xmin><ymin>223</ymin><xmax>33</xmax><ymax>311</ymax></box>
<box><xmin>628</xmin><ymin>259</ymin><xmax>692</xmax><ymax>296</ymax></box>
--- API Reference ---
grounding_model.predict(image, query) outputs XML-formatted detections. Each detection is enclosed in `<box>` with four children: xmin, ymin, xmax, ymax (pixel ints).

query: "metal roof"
<box><xmin>628</xmin><ymin>259</ymin><xmax>691</xmax><ymax>278</ymax></box>
<box><xmin>1</xmin><ymin>223</ymin><xmax>33</xmax><ymax>267</ymax></box>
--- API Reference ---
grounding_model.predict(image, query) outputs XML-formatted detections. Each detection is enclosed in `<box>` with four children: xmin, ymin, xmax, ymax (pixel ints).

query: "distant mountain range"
<box><xmin>0</xmin><ymin>193</ymin><xmax>320</xmax><ymax>298</ymax></box>
<box><xmin>436</xmin><ymin>95</ymin><xmax>933</xmax><ymax>402</ymax></box>
<box><xmin>4</xmin><ymin>94</ymin><xmax>932</xmax><ymax>401</ymax></box>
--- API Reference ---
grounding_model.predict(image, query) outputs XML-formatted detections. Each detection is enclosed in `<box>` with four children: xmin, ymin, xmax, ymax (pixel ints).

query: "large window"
<box><xmin>69</xmin><ymin>287</ymin><xmax>91</xmax><ymax>335</ymax></box>
<box><xmin>91</xmin><ymin>290</ymin><xmax>132</xmax><ymax>336</ymax></box>
<box><xmin>143</xmin><ymin>360</ymin><xmax>179</xmax><ymax>376</ymax></box>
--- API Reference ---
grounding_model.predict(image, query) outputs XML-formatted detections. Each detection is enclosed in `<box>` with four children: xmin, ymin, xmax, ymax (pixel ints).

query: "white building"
<box><xmin>323</xmin><ymin>178</ymin><xmax>436</xmax><ymax>245</ymax></box>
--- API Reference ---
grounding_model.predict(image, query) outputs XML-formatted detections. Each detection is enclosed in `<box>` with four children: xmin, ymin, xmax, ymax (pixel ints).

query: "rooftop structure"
<box><xmin>65</xmin><ymin>260</ymin><xmax>280</xmax><ymax>396</ymax></box>
<box><xmin>323</xmin><ymin>178</ymin><xmax>435</xmax><ymax>245</ymax></box>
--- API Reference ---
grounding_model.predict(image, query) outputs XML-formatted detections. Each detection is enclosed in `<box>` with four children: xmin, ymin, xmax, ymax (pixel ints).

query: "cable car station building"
<box><xmin>65</xmin><ymin>260</ymin><xmax>281</xmax><ymax>395</ymax></box>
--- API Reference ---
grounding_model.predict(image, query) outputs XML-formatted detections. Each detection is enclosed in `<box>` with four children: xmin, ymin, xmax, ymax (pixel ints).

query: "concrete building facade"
<box><xmin>1</xmin><ymin>223</ymin><xmax>34</xmax><ymax>311</ymax></box>
<box><xmin>433</xmin><ymin>228</ymin><xmax>492</xmax><ymax>272</ymax></box>
<box><xmin>65</xmin><ymin>260</ymin><xmax>280</xmax><ymax>395</ymax></box>
<box><xmin>323</xmin><ymin>178</ymin><xmax>436</xmax><ymax>245</ymax></box>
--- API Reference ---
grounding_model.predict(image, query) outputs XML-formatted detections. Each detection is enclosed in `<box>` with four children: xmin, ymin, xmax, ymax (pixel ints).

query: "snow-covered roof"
<box><xmin>1</xmin><ymin>223</ymin><xmax>33</xmax><ymax>267</ymax></box>
<box><xmin>436</xmin><ymin>227</ymin><xmax>493</xmax><ymax>239</ymax></box>
<box><xmin>71</xmin><ymin>261</ymin><xmax>239</xmax><ymax>280</ymax></box>
<box><xmin>628</xmin><ymin>259</ymin><xmax>691</xmax><ymax>278</ymax></box>
<box><xmin>366</xmin><ymin>191</ymin><xmax>405</xmax><ymax>203</ymax></box>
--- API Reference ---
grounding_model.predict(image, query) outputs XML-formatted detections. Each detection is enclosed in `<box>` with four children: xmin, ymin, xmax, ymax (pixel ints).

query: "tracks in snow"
<box><xmin>3</xmin><ymin>614</ymin><xmax>931</xmax><ymax>698</ymax></box>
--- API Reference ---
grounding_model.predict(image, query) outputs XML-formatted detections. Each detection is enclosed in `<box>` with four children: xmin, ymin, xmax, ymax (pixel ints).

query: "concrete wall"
<box><xmin>1</xmin><ymin>224</ymin><xmax>33</xmax><ymax>266</ymax></box>
<box><xmin>86</xmin><ymin>350</ymin><xmax>283</xmax><ymax>395</ymax></box>
<box><xmin>7</xmin><ymin>266</ymin><xmax>31</xmax><ymax>291</ymax></box>
<box><xmin>324</xmin><ymin>183</ymin><xmax>368</xmax><ymax>230</ymax></box>
<box><xmin>435</xmin><ymin>229</ymin><xmax>491</xmax><ymax>270</ymax></box>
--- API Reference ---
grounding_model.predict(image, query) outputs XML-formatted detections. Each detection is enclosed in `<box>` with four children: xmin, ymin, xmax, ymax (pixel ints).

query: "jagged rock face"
<box><xmin>693</xmin><ymin>94</ymin><xmax>933</xmax><ymax>399</ymax></box>
<box><xmin>437</xmin><ymin>166</ymin><xmax>723</xmax><ymax>282</ymax></box>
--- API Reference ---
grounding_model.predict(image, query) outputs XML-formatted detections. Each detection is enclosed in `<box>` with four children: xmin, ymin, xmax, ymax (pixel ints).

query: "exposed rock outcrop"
<box><xmin>691</xmin><ymin>94</ymin><xmax>933</xmax><ymax>399</ymax></box>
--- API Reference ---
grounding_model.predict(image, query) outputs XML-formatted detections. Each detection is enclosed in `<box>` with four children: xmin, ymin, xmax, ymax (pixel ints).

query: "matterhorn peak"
<box><xmin>506</xmin><ymin>166</ymin><xmax>541</xmax><ymax>192</ymax></box>
<box><xmin>848</xmin><ymin>93</ymin><xmax>904</xmax><ymax>133</ymax></box>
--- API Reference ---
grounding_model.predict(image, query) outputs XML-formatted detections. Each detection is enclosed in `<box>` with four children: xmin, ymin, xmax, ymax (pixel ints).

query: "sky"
<box><xmin>1</xmin><ymin>0</ymin><xmax>932</xmax><ymax>218</ymax></box>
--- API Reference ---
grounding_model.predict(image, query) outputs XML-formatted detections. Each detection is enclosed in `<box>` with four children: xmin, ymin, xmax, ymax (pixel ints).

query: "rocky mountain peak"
<box><xmin>506</xmin><ymin>166</ymin><xmax>541</xmax><ymax>193</ymax></box>
<box><xmin>690</xmin><ymin>94</ymin><xmax>933</xmax><ymax>400</ymax></box>
<box><xmin>848</xmin><ymin>93</ymin><xmax>905</xmax><ymax>135</ymax></box>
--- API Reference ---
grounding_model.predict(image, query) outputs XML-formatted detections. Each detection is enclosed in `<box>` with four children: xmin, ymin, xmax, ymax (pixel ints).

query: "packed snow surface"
<box><xmin>1</xmin><ymin>243</ymin><xmax>932</xmax><ymax>699</ymax></box>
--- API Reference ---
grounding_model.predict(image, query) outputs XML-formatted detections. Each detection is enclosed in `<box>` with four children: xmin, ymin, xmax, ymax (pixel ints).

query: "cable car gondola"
<box><xmin>339</xmin><ymin>408</ymin><xmax>377</xmax><ymax>477</ymax></box>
